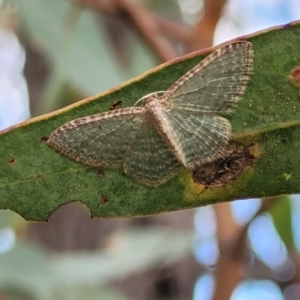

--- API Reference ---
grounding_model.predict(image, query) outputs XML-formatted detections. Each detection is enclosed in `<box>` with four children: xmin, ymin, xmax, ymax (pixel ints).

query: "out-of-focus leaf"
<box><xmin>51</xmin><ymin>286</ymin><xmax>130</xmax><ymax>300</ymax></box>
<box><xmin>0</xmin><ymin>244</ymin><xmax>58</xmax><ymax>299</ymax></box>
<box><xmin>14</xmin><ymin>0</ymin><xmax>155</xmax><ymax>96</ymax></box>
<box><xmin>269</xmin><ymin>196</ymin><xmax>294</xmax><ymax>249</ymax></box>
<box><xmin>0</xmin><ymin>211</ymin><xmax>15</xmax><ymax>229</ymax></box>
<box><xmin>52</xmin><ymin>226</ymin><xmax>193</xmax><ymax>285</ymax></box>
<box><xmin>0</xmin><ymin>211</ymin><xmax>26</xmax><ymax>231</ymax></box>
<box><xmin>0</xmin><ymin>227</ymin><xmax>191</xmax><ymax>298</ymax></box>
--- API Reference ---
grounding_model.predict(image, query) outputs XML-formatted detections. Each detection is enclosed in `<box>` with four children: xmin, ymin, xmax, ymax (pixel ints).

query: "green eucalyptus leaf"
<box><xmin>1</xmin><ymin>21</ymin><xmax>300</xmax><ymax>220</ymax></box>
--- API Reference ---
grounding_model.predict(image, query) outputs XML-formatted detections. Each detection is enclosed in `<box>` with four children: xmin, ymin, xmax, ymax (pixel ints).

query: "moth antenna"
<box><xmin>133</xmin><ymin>91</ymin><xmax>166</xmax><ymax>107</ymax></box>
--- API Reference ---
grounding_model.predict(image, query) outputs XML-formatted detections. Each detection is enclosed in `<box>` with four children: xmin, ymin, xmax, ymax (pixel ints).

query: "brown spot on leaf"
<box><xmin>289</xmin><ymin>66</ymin><xmax>300</xmax><ymax>88</ymax></box>
<box><xmin>292</xmin><ymin>68</ymin><xmax>300</xmax><ymax>79</ymax></box>
<box><xmin>100</xmin><ymin>195</ymin><xmax>108</xmax><ymax>204</ymax></box>
<box><xmin>98</xmin><ymin>170</ymin><xmax>105</xmax><ymax>179</ymax></box>
<box><xmin>193</xmin><ymin>142</ymin><xmax>256</xmax><ymax>187</ymax></box>
<box><xmin>41</xmin><ymin>137</ymin><xmax>48</xmax><ymax>143</ymax></box>
<box><xmin>8</xmin><ymin>158</ymin><xmax>15</xmax><ymax>165</ymax></box>
<box><xmin>109</xmin><ymin>100</ymin><xmax>123</xmax><ymax>110</ymax></box>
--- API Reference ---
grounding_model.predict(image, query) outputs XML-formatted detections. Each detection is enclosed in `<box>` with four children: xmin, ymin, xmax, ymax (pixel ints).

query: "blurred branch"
<box><xmin>118</xmin><ymin>0</ymin><xmax>179</xmax><ymax>61</ymax></box>
<box><xmin>189</xmin><ymin>0</ymin><xmax>227</xmax><ymax>50</ymax></box>
<box><xmin>213</xmin><ymin>203</ymin><xmax>243</xmax><ymax>300</ymax></box>
<box><xmin>213</xmin><ymin>197</ymin><xmax>280</xmax><ymax>288</ymax></box>
<box><xmin>75</xmin><ymin>0</ymin><xmax>229</xmax><ymax>62</ymax></box>
<box><xmin>155</xmin><ymin>16</ymin><xmax>191</xmax><ymax>43</ymax></box>
<box><xmin>75</xmin><ymin>0</ymin><xmax>119</xmax><ymax>13</ymax></box>
<box><xmin>232</xmin><ymin>198</ymin><xmax>280</xmax><ymax>259</ymax></box>
<box><xmin>213</xmin><ymin>198</ymin><xmax>279</xmax><ymax>299</ymax></box>
<box><xmin>75</xmin><ymin>0</ymin><xmax>190</xmax><ymax>62</ymax></box>
<box><xmin>213</xmin><ymin>196</ymin><xmax>300</xmax><ymax>299</ymax></box>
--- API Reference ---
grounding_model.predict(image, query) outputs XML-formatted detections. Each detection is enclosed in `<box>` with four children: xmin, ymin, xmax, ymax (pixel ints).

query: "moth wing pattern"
<box><xmin>164</xmin><ymin>108</ymin><xmax>231</xmax><ymax>169</ymax></box>
<box><xmin>124</xmin><ymin>119</ymin><xmax>182</xmax><ymax>186</ymax></box>
<box><xmin>162</xmin><ymin>41</ymin><xmax>254</xmax><ymax>114</ymax></box>
<box><xmin>47</xmin><ymin>107</ymin><xmax>145</xmax><ymax>168</ymax></box>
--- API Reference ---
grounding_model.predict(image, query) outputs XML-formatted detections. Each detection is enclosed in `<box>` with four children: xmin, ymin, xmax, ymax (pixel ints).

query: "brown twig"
<box><xmin>75</xmin><ymin>0</ymin><xmax>191</xmax><ymax>62</ymax></box>
<box><xmin>155</xmin><ymin>16</ymin><xmax>192</xmax><ymax>43</ymax></box>
<box><xmin>75</xmin><ymin>0</ymin><xmax>119</xmax><ymax>13</ymax></box>
<box><xmin>213</xmin><ymin>197</ymin><xmax>281</xmax><ymax>300</ymax></box>
<box><xmin>118</xmin><ymin>0</ymin><xmax>178</xmax><ymax>62</ymax></box>
<box><xmin>189</xmin><ymin>0</ymin><xmax>227</xmax><ymax>50</ymax></box>
<box><xmin>231</xmin><ymin>197</ymin><xmax>280</xmax><ymax>259</ymax></box>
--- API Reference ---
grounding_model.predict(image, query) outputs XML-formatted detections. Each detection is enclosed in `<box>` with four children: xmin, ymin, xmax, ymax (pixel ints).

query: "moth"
<box><xmin>47</xmin><ymin>41</ymin><xmax>254</xmax><ymax>186</ymax></box>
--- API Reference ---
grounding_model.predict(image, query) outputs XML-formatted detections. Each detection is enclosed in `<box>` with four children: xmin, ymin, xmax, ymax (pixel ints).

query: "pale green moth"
<box><xmin>47</xmin><ymin>41</ymin><xmax>254</xmax><ymax>187</ymax></box>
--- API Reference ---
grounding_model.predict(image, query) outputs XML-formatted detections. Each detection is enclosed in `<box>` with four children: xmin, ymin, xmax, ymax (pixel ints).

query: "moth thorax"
<box><xmin>144</xmin><ymin>97</ymin><xmax>164</xmax><ymax>121</ymax></box>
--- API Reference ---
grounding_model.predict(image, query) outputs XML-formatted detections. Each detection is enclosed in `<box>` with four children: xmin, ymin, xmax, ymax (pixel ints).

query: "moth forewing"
<box><xmin>47</xmin><ymin>107</ymin><xmax>146</xmax><ymax>168</ymax></box>
<box><xmin>162</xmin><ymin>41</ymin><xmax>253</xmax><ymax>114</ymax></box>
